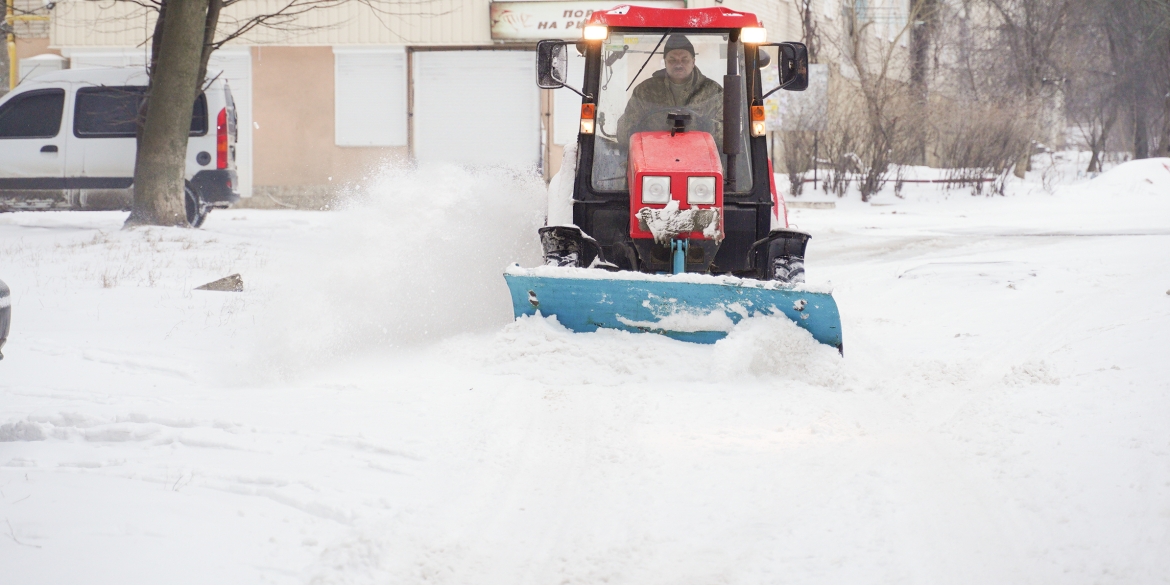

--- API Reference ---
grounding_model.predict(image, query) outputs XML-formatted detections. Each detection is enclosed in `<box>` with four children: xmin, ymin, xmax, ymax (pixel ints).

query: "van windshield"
<box><xmin>591</xmin><ymin>31</ymin><xmax>752</xmax><ymax>193</ymax></box>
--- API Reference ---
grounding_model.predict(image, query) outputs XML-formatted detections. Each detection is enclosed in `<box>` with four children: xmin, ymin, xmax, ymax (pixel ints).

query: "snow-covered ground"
<box><xmin>2</xmin><ymin>158</ymin><xmax>1169</xmax><ymax>584</ymax></box>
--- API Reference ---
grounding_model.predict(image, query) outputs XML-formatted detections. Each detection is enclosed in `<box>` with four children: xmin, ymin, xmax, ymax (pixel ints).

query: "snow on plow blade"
<box><xmin>504</xmin><ymin>266</ymin><xmax>843</xmax><ymax>349</ymax></box>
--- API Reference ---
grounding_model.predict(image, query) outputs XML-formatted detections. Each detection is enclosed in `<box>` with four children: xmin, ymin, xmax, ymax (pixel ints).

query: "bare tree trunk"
<box><xmin>1013</xmin><ymin>140</ymin><xmax>1030</xmax><ymax>178</ymax></box>
<box><xmin>137</xmin><ymin>0</ymin><xmax>168</xmax><ymax>152</ymax></box>
<box><xmin>1134</xmin><ymin>103</ymin><xmax>1150</xmax><ymax>159</ymax></box>
<box><xmin>125</xmin><ymin>0</ymin><xmax>210</xmax><ymax>228</ymax></box>
<box><xmin>798</xmin><ymin>0</ymin><xmax>820</xmax><ymax>62</ymax></box>
<box><xmin>148</xmin><ymin>0</ymin><xmax>167</xmax><ymax>77</ymax></box>
<box><xmin>909</xmin><ymin>0</ymin><xmax>938</xmax><ymax>166</ymax></box>
<box><xmin>1160</xmin><ymin>90</ymin><xmax>1170</xmax><ymax>157</ymax></box>
<box><xmin>1014</xmin><ymin>89</ymin><xmax>1034</xmax><ymax>178</ymax></box>
<box><xmin>1162</xmin><ymin>34</ymin><xmax>1170</xmax><ymax>157</ymax></box>
<box><xmin>196</xmin><ymin>0</ymin><xmax>223</xmax><ymax>86</ymax></box>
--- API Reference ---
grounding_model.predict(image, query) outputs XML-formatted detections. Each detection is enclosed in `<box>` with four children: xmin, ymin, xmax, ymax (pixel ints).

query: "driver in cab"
<box><xmin>616</xmin><ymin>34</ymin><xmax>723</xmax><ymax>149</ymax></box>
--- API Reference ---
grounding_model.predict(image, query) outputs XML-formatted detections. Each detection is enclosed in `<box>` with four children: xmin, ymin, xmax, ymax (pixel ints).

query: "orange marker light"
<box><xmin>750</xmin><ymin>105</ymin><xmax>766</xmax><ymax>137</ymax></box>
<box><xmin>580</xmin><ymin>103</ymin><xmax>597</xmax><ymax>134</ymax></box>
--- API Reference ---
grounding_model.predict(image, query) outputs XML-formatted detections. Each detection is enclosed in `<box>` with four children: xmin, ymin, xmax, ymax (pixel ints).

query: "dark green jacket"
<box><xmin>616</xmin><ymin>66</ymin><xmax>724</xmax><ymax>148</ymax></box>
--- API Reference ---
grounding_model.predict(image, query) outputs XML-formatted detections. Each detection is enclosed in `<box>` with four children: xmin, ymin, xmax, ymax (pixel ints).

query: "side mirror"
<box><xmin>777</xmin><ymin>42</ymin><xmax>809</xmax><ymax>91</ymax></box>
<box><xmin>537</xmin><ymin>40</ymin><xmax>568</xmax><ymax>89</ymax></box>
<box><xmin>761</xmin><ymin>42</ymin><xmax>809</xmax><ymax>97</ymax></box>
<box><xmin>537</xmin><ymin>39</ymin><xmax>588</xmax><ymax>98</ymax></box>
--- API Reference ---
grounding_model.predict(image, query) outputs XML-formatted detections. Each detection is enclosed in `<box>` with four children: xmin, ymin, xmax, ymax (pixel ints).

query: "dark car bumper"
<box><xmin>2</xmin><ymin>171</ymin><xmax>241</xmax><ymax>211</ymax></box>
<box><xmin>190</xmin><ymin>170</ymin><xmax>241</xmax><ymax>207</ymax></box>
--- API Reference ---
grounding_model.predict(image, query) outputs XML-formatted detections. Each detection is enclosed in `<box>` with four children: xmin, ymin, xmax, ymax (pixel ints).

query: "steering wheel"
<box><xmin>627</xmin><ymin>106</ymin><xmax>715</xmax><ymax>139</ymax></box>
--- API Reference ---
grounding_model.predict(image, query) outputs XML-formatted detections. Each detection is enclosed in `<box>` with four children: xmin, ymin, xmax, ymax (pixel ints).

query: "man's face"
<box><xmin>665</xmin><ymin>49</ymin><xmax>695</xmax><ymax>84</ymax></box>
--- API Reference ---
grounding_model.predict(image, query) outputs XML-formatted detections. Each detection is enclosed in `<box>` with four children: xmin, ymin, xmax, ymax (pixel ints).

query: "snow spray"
<box><xmin>252</xmin><ymin>162</ymin><xmax>546</xmax><ymax>373</ymax></box>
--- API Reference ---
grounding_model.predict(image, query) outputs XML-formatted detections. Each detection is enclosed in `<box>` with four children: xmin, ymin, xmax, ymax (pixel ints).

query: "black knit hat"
<box><xmin>663</xmin><ymin>35</ymin><xmax>695</xmax><ymax>58</ymax></box>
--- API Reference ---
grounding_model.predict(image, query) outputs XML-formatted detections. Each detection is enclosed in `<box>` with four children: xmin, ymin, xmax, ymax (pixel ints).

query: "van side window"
<box><xmin>74</xmin><ymin>86</ymin><xmax>209</xmax><ymax>138</ymax></box>
<box><xmin>0</xmin><ymin>88</ymin><xmax>66</xmax><ymax>139</ymax></box>
<box><xmin>224</xmin><ymin>85</ymin><xmax>238</xmax><ymax>141</ymax></box>
<box><xmin>74</xmin><ymin>86</ymin><xmax>146</xmax><ymax>138</ymax></box>
<box><xmin>189</xmin><ymin>93</ymin><xmax>209</xmax><ymax>136</ymax></box>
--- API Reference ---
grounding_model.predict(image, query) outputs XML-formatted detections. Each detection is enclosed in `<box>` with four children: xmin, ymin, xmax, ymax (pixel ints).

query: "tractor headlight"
<box><xmin>741</xmin><ymin>27</ymin><xmax>767</xmax><ymax>44</ymax></box>
<box><xmin>583</xmin><ymin>25</ymin><xmax>608</xmax><ymax>41</ymax></box>
<box><xmin>641</xmin><ymin>176</ymin><xmax>671</xmax><ymax>204</ymax></box>
<box><xmin>687</xmin><ymin>176</ymin><xmax>716</xmax><ymax>205</ymax></box>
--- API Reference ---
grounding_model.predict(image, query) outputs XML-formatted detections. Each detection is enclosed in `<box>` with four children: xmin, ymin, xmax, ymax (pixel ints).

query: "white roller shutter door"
<box><xmin>412</xmin><ymin>50</ymin><xmax>539</xmax><ymax>167</ymax></box>
<box><xmin>334</xmin><ymin>47</ymin><xmax>408</xmax><ymax>147</ymax></box>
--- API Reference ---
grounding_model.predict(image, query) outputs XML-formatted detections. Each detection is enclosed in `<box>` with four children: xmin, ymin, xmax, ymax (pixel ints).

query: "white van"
<box><xmin>0</xmin><ymin>67</ymin><xmax>239</xmax><ymax>226</ymax></box>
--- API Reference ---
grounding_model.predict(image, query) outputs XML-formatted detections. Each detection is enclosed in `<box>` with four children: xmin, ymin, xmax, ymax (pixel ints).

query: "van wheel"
<box><xmin>184</xmin><ymin>182</ymin><xmax>209</xmax><ymax>228</ymax></box>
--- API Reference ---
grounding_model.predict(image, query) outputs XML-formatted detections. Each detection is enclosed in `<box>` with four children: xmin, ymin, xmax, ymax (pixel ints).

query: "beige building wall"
<box><xmin>50</xmin><ymin>0</ymin><xmax>500</xmax><ymax>48</ymax></box>
<box><xmin>251</xmin><ymin>46</ymin><xmax>406</xmax><ymax>202</ymax></box>
<box><xmin>49</xmin><ymin>0</ymin><xmax>803</xmax><ymax>49</ymax></box>
<box><xmin>15</xmin><ymin>37</ymin><xmax>58</xmax><ymax>61</ymax></box>
<box><xmin>544</xmin><ymin>89</ymin><xmax>564</xmax><ymax>180</ymax></box>
<box><xmin>10</xmin><ymin>0</ymin><xmax>57</xmax><ymax>82</ymax></box>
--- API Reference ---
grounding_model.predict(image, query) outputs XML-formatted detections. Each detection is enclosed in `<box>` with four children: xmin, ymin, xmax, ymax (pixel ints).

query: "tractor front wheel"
<box><xmin>772</xmin><ymin>257</ymin><xmax>805</xmax><ymax>284</ymax></box>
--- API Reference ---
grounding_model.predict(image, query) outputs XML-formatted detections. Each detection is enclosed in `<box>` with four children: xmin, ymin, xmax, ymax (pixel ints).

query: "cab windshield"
<box><xmin>591</xmin><ymin>30</ymin><xmax>752</xmax><ymax>193</ymax></box>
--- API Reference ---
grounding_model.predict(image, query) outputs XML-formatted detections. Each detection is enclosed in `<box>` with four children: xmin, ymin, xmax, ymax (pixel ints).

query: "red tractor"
<box><xmin>504</xmin><ymin>5</ymin><xmax>841</xmax><ymax>350</ymax></box>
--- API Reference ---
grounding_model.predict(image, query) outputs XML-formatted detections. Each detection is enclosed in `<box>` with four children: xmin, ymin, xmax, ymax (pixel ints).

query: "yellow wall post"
<box><xmin>6</xmin><ymin>0</ymin><xmax>16</xmax><ymax>90</ymax></box>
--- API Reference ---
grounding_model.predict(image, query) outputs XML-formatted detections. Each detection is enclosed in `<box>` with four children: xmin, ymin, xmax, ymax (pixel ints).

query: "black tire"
<box><xmin>184</xmin><ymin>182</ymin><xmax>208</xmax><ymax>228</ymax></box>
<box><xmin>612</xmin><ymin>240</ymin><xmax>641</xmax><ymax>272</ymax></box>
<box><xmin>539</xmin><ymin>226</ymin><xmax>601</xmax><ymax>268</ymax></box>
<box><xmin>772</xmin><ymin>257</ymin><xmax>806</xmax><ymax>284</ymax></box>
<box><xmin>544</xmin><ymin>251</ymin><xmax>580</xmax><ymax>267</ymax></box>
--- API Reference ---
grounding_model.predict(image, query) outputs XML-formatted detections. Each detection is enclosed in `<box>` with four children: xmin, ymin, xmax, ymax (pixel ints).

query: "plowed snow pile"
<box><xmin>1084</xmin><ymin>156</ymin><xmax>1170</xmax><ymax>195</ymax></box>
<box><xmin>477</xmin><ymin>312</ymin><xmax>846</xmax><ymax>387</ymax></box>
<box><xmin>1</xmin><ymin>154</ymin><xmax>1169</xmax><ymax>585</ymax></box>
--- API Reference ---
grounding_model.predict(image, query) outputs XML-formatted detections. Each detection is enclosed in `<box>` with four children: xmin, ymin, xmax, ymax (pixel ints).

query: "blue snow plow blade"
<box><xmin>504</xmin><ymin>266</ymin><xmax>843</xmax><ymax>349</ymax></box>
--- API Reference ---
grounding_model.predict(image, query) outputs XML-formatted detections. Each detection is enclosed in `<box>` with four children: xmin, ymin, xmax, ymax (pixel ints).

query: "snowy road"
<box><xmin>1</xmin><ymin>161</ymin><xmax>1169</xmax><ymax>584</ymax></box>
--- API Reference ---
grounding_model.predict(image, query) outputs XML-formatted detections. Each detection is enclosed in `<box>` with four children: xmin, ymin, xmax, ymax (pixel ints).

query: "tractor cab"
<box><xmin>536</xmin><ymin>5</ymin><xmax>809</xmax><ymax>279</ymax></box>
<box><xmin>506</xmin><ymin>5</ymin><xmax>840</xmax><ymax>350</ymax></box>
